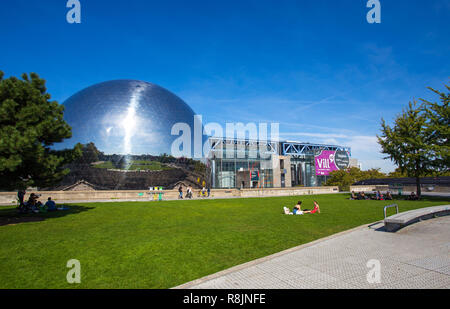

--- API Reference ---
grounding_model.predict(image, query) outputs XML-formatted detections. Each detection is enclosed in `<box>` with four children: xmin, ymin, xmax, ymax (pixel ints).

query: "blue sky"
<box><xmin>1</xmin><ymin>0</ymin><xmax>449</xmax><ymax>172</ymax></box>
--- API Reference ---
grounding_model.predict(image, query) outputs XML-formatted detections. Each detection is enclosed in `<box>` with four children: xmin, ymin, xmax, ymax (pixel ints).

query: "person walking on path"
<box><xmin>178</xmin><ymin>185</ymin><xmax>183</xmax><ymax>199</ymax></box>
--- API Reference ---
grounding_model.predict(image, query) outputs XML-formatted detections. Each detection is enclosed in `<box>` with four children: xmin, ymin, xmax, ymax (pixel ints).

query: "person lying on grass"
<box><xmin>291</xmin><ymin>201</ymin><xmax>321</xmax><ymax>215</ymax></box>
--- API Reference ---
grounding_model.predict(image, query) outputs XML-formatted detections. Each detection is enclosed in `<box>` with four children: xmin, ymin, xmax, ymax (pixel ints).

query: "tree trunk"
<box><xmin>416</xmin><ymin>176</ymin><xmax>421</xmax><ymax>199</ymax></box>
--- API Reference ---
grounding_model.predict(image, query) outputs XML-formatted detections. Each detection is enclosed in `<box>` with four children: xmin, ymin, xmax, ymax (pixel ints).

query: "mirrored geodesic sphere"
<box><xmin>56</xmin><ymin>80</ymin><xmax>202</xmax><ymax>157</ymax></box>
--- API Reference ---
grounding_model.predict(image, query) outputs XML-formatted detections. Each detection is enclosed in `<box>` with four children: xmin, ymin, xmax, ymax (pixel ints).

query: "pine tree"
<box><xmin>0</xmin><ymin>71</ymin><xmax>82</xmax><ymax>190</ymax></box>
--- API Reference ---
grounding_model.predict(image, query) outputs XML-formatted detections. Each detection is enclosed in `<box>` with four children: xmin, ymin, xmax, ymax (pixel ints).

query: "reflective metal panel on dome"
<box><xmin>56</xmin><ymin>80</ymin><xmax>203</xmax><ymax>157</ymax></box>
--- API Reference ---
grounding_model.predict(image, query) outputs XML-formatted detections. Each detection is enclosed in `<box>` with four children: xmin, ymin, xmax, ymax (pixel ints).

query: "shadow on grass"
<box><xmin>0</xmin><ymin>205</ymin><xmax>95</xmax><ymax>226</ymax></box>
<box><xmin>393</xmin><ymin>195</ymin><xmax>450</xmax><ymax>202</ymax></box>
<box><xmin>344</xmin><ymin>193</ymin><xmax>450</xmax><ymax>203</ymax></box>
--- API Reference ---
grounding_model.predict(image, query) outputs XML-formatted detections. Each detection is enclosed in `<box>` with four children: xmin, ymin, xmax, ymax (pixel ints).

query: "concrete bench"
<box><xmin>384</xmin><ymin>205</ymin><xmax>450</xmax><ymax>232</ymax></box>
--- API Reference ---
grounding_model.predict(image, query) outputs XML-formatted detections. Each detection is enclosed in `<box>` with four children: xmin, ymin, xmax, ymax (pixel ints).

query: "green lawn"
<box><xmin>0</xmin><ymin>194</ymin><xmax>448</xmax><ymax>289</ymax></box>
<box><xmin>93</xmin><ymin>160</ymin><xmax>173</xmax><ymax>171</ymax></box>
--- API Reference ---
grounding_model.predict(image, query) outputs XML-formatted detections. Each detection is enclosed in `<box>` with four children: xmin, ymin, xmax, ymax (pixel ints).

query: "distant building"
<box><xmin>349</xmin><ymin>158</ymin><xmax>361</xmax><ymax>169</ymax></box>
<box><xmin>207</xmin><ymin>138</ymin><xmax>353</xmax><ymax>189</ymax></box>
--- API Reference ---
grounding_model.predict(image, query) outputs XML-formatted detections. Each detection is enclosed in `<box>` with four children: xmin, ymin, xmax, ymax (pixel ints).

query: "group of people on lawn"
<box><xmin>350</xmin><ymin>190</ymin><xmax>393</xmax><ymax>201</ymax></box>
<box><xmin>350</xmin><ymin>190</ymin><xmax>421</xmax><ymax>201</ymax></box>
<box><xmin>17</xmin><ymin>190</ymin><xmax>59</xmax><ymax>214</ymax></box>
<box><xmin>284</xmin><ymin>201</ymin><xmax>321</xmax><ymax>215</ymax></box>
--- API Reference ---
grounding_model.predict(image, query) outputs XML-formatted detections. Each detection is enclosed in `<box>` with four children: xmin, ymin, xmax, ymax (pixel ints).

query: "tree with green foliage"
<box><xmin>378</xmin><ymin>101</ymin><xmax>431</xmax><ymax>198</ymax></box>
<box><xmin>325</xmin><ymin>167</ymin><xmax>362</xmax><ymax>191</ymax></box>
<box><xmin>362</xmin><ymin>168</ymin><xmax>387</xmax><ymax>180</ymax></box>
<box><xmin>421</xmin><ymin>86</ymin><xmax>450</xmax><ymax>174</ymax></box>
<box><xmin>325</xmin><ymin>167</ymin><xmax>386</xmax><ymax>191</ymax></box>
<box><xmin>378</xmin><ymin>86</ymin><xmax>449</xmax><ymax>198</ymax></box>
<box><xmin>77</xmin><ymin>142</ymin><xmax>101</xmax><ymax>164</ymax></box>
<box><xmin>193</xmin><ymin>160</ymin><xmax>207</xmax><ymax>174</ymax></box>
<box><xmin>0</xmin><ymin>71</ymin><xmax>82</xmax><ymax>190</ymax></box>
<box><xmin>387</xmin><ymin>167</ymin><xmax>408</xmax><ymax>178</ymax></box>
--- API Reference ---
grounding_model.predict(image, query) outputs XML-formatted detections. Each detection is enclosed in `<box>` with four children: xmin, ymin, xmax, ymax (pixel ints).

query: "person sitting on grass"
<box><xmin>375</xmin><ymin>191</ymin><xmax>380</xmax><ymax>200</ymax></box>
<box><xmin>26</xmin><ymin>194</ymin><xmax>36</xmax><ymax>208</ymax></box>
<box><xmin>293</xmin><ymin>201</ymin><xmax>303</xmax><ymax>215</ymax></box>
<box><xmin>350</xmin><ymin>191</ymin><xmax>357</xmax><ymax>200</ymax></box>
<box><xmin>27</xmin><ymin>193</ymin><xmax>42</xmax><ymax>213</ymax></box>
<box><xmin>291</xmin><ymin>201</ymin><xmax>320</xmax><ymax>215</ymax></box>
<box><xmin>45</xmin><ymin>197</ymin><xmax>57</xmax><ymax>212</ymax></box>
<box><xmin>357</xmin><ymin>192</ymin><xmax>368</xmax><ymax>200</ymax></box>
<box><xmin>385</xmin><ymin>191</ymin><xmax>393</xmax><ymax>200</ymax></box>
<box><xmin>408</xmin><ymin>192</ymin><xmax>419</xmax><ymax>200</ymax></box>
<box><xmin>302</xmin><ymin>201</ymin><xmax>321</xmax><ymax>214</ymax></box>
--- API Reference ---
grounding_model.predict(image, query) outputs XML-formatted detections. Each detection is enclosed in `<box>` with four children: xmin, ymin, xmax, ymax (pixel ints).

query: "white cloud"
<box><xmin>346</xmin><ymin>135</ymin><xmax>380</xmax><ymax>154</ymax></box>
<box><xmin>281</xmin><ymin>132</ymin><xmax>348</xmax><ymax>139</ymax></box>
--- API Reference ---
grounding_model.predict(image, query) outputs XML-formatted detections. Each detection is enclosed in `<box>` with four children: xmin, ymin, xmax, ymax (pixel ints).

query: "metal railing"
<box><xmin>384</xmin><ymin>204</ymin><xmax>399</xmax><ymax>219</ymax></box>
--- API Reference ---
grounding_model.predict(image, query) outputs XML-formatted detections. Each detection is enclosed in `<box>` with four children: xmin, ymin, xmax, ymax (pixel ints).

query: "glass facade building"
<box><xmin>282</xmin><ymin>142</ymin><xmax>351</xmax><ymax>187</ymax></box>
<box><xmin>208</xmin><ymin>138</ymin><xmax>352</xmax><ymax>189</ymax></box>
<box><xmin>208</xmin><ymin>138</ymin><xmax>278</xmax><ymax>189</ymax></box>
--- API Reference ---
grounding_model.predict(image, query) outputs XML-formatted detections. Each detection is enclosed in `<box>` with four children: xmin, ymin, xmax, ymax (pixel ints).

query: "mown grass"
<box><xmin>93</xmin><ymin>160</ymin><xmax>172</xmax><ymax>171</ymax></box>
<box><xmin>0</xmin><ymin>194</ymin><xmax>448</xmax><ymax>289</ymax></box>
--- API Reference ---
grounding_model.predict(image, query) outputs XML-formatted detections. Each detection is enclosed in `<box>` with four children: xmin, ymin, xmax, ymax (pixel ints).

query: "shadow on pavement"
<box><xmin>368</xmin><ymin>221</ymin><xmax>388</xmax><ymax>232</ymax></box>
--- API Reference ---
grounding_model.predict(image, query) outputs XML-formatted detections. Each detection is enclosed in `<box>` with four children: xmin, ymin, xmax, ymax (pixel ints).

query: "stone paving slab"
<box><xmin>175</xmin><ymin>216</ymin><xmax>450</xmax><ymax>289</ymax></box>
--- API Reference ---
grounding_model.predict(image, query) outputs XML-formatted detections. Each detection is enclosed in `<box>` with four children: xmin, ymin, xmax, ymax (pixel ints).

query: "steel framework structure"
<box><xmin>206</xmin><ymin>138</ymin><xmax>351</xmax><ymax>159</ymax></box>
<box><xmin>207</xmin><ymin>137</ymin><xmax>279</xmax><ymax>157</ymax></box>
<box><xmin>281</xmin><ymin>142</ymin><xmax>351</xmax><ymax>158</ymax></box>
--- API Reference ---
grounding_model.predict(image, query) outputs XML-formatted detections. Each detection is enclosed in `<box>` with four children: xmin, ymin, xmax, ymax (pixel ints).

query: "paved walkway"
<box><xmin>177</xmin><ymin>216</ymin><xmax>450</xmax><ymax>289</ymax></box>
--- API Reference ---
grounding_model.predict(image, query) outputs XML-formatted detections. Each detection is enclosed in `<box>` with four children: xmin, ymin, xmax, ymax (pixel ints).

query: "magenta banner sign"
<box><xmin>315</xmin><ymin>150</ymin><xmax>350</xmax><ymax>176</ymax></box>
